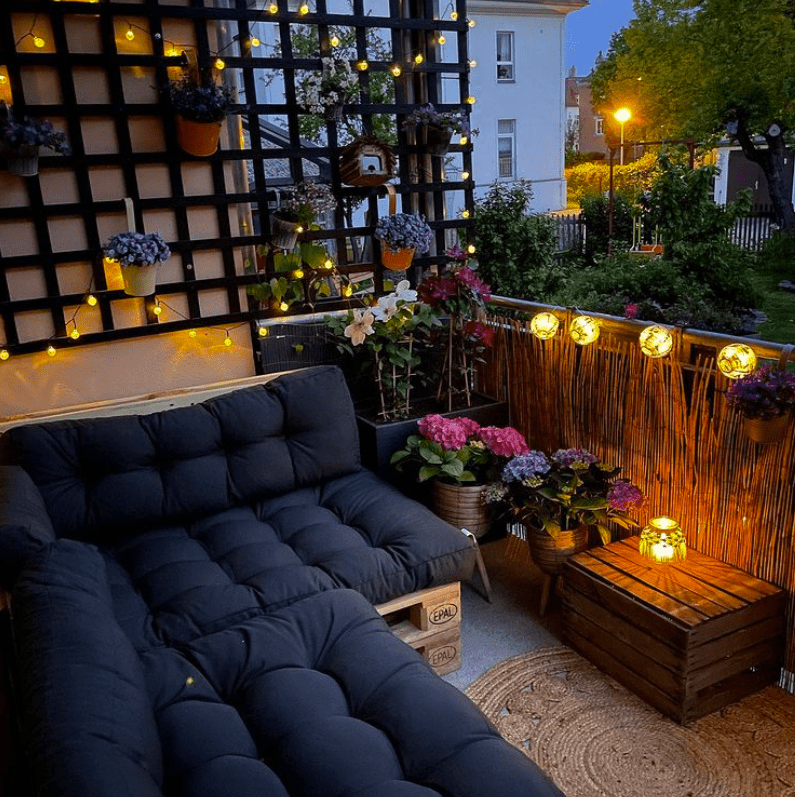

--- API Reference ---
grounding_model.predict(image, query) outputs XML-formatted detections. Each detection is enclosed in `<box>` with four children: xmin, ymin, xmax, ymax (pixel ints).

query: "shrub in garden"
<box><xmin>579</xmin><ymin>192</ymin><xmax>635</xmax><ymax>262</ymax></box>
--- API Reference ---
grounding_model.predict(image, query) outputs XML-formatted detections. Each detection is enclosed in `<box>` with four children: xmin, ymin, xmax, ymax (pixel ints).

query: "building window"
<box><xmin>595</xmin><ymin>117</ymin><xmax>604</xmax><ymax>135</ymax></box>
<box><xmin>496</xmin><ymin>32</ymin><xmax>514</xmax><ymax>81</ymax></box>
<box><xmin>498</xmin><ymin>119</ymin><xmax>515</xmax><ymax>178</ymax></box>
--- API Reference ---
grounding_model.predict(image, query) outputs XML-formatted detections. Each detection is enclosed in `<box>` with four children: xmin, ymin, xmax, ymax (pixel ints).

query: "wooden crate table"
<box><xmin>562</xmin><ymin>536</ymin><xmax>785</xmax><ymax>725</ymax></box>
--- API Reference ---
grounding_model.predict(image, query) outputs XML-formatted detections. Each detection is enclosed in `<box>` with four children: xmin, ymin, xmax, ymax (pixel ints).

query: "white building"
<box><xmin>462</xmin><ymin>0</ymin><xmax>587</xmax><ymax>212</ymax></box>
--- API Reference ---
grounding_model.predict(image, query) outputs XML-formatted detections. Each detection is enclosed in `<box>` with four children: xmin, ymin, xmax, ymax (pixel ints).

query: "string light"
<box><xmin>390</xmin><ymin>64</ymin><xmax>402</xmax><ymax>77</ymax></box>
<box><xmin>224</xmin><ymin>333</ymin><xmax>233</xmax><ymax>347</ymax></box>
<box><xmin>215</xmin><ymin>57</ymin><xmax>226</xmax><ymax>70</ymax></box>
<box><xmin>47</xmin><ymin>345</ymin><xmax>57</xmax><ymax>357</ymax></box>
<box><xmin>268</xmin><ymin>2</ymin><xmax>278</xmax><ymax>12</ymax></box>
<box><xmin>357</xmin><ymin>60</ymin><xmax>369</xmax><ymax>71</ymax></box>
<box><xmin>87</xmin><ymin>294</ymin><xmax>98</xmax><ymax>306</ymax></box>
<box><xmin>188</xmin><ymin>329</ymin><xmax>198</xmax><ymax>338</ymax></box>
<box><xmin>279</xmin><ymin>301</ymin><xmax>289</xmax><ymax>311</ymax></box>
<box><xmin>467</xmin><ymin>243</ymin><xmax>476</xmax><ymax>254</ymax></box>
<box><xmin>298</xmin><ymin>3</ymin><xmax>310</xmax><ymax>14</ymax></box>
<box><xmin>530</xmin><ymin>312</ymin><xmax>560</xmax><ymax>340</ymax></box>
<box><xmin>467</xmin><ymin>18</ymin><xmax>476</xmax><ymax>27</ymax></box>
<box><xmin>293</xmin><ymin>268</ymin><xmax>304</xmax><ymax>279</ymax></box>
<box><xmin>459</xmin><ymin>136</ymin><xmax>468</xmax><ymax>146</ymax></box>
<box><xmin>34</xmin><ymin>36</ymin><xmax>46</xmax><ymax>49</ymax></box>
<box><xmin>125</xmin><ymin>26</ymin><xmax>135</xmax><ymax>42</ymax></box>
<box><xmin>461</xmin><ymin>171</ymin><xmax>470</xmax><ymax>180</ymax></box>
<box><xmin>451</xmin><ymin>10</ymin><xmax>458</xmax><ymax>20</ymax></box>
<box><xmin>330</xmin><ymin>35</ymin><xmax>340</xmax><ymax>47</ymax></box>
<box><xmin>342</xmin><ymin>285</ymin><xmax>353</xmax><ymax>297</ymax></box>
<box><xmin>250</xmin><ymin>37</ymin><xmax>260</xmax><ymax>47</ymax></box>
<box><xmin>69</xmin><ymin>326</ymin><xmax>80</xmax><ymax>340</ymax></box>
<box><xmin>258</xmin><ymin>327</ymin><xmax>269</xmax><ymax>337</ymax></box>
<box><xmin>324</xmin><ymin>258</ymin><xmax>334</xmax><ymax>270</ymax></box>
<box><xmin>414</xmin><ymin>53</ymin><xmax>424</xmax><ymax>65</ymax></box>
<box><xmin>569</xmin><ymin>315</ymin><xmax>600</xmax><ymax>346</ymax></box>
<box><xmin>153</xmin><ymin>302</ymin><xmax>163</xmax><ymax>316</ymax></box>
<box><xmin>469</xmin><ymin>59</ymin><xmax>477</xmax><ymax>68</ymax></box>
<box><xmin>438</xmin><ymin>34</ymin><xmax>446</xmax><ymax>44</ymax></box>
<box><xmin>0</xmin><ymin>349</ymin><xmax>9</xmax><ymax>361</ymax></box>
<box><xmin>466</xmin><ymin>95</ymin><xmax>476</xmax><ymax>105</ymax></box>
<box><xmin>461</xmin><ymin>210</ymin><xmax>470</xmax><ymax>219</ymax></box>
<box><xmin>0</xmin><ymin>76</ymin><xmax>6</xmax><ymax>84</ymax></box>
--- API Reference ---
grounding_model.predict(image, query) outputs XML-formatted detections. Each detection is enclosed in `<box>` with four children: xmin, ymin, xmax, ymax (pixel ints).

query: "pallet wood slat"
<box><xmin>563</xmin><ymin>538</ymin><xmax>785</xmax><ymax>724</ymax></box>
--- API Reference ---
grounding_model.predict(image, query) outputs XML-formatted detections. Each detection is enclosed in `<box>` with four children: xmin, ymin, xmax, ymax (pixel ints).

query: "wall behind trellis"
<box><xmin>0</xmin><ymin>0</ymin><xmax>473</xmax><ymax>418</ymax></box>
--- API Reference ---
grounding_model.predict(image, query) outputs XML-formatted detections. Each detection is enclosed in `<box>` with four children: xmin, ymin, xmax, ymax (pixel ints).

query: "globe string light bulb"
<box><xmin>569</xmin><ymin>315</ymin><xmax>600</xmax><ymax>346</ymax></box>
<box><xmin>717</xmin><ymin>343</ymin><xmax>757</xmax><ymax>379</ymax></box>
<box><xmin>465</xmin><ymin>95</ymin><xmax>476</xmax><ymax>105</ymax></box>
<box><xmin>459</xmin><ymin>136</ymin><xmax>468</xmax><ymax>146</ymax></box>
<box><xmin>250</xmin><ymin>37</ymin><xmax>260</xmax><ymax>47</ymax></box>
<box><xmin>47</xmin><ymin>345</ymin><xmax>57</xmax><ymax>357</ymax></box>
<box><xmin>87</xmin><ymin>294</ymin><xmax>98</xmax><ymax>306</ymax></box>
<box><xmin>390</xmin><ymin>64</ymin><xmax>402</xmax><ymax>77</ymax></box>
<box><xmin>0</xmin><ymin>349</ymin><xmax>9</xmax><ymax>361</ymax></box>
<box><xmin>468</xmin><ymin>59</ymin><xmax>477</xmax><ymax>68</ymax></box>
<box><xmin>279</xmin><ymin>301</ymin><xmax>289</xmax><ymax>311</ymax></box>
<box><xmin>639</xmin><ymin>325</ymin><xmax>674</xmax><ymax>359</ymax></box>
<box><xmin>467</xmin><ymin>18</ymin><xmax>476</xmax><ymax>27</ymax></box>
<box><xmin>69</xmin><ymin>327</ymin><xmax>80</xmax><ymax>340</ymax></box>
<box><xmin>224</xmin><ymin>335</ymin><xmax>233</xmax><ymax>347</ymax></box>
<box><xmin>357</xmin><ymin>60</ymin><xmax>368</xmax><ymax>71</ymax></box>
<box><xmin>530</xmin><ymin>312</ymin><xmax>560</xmax><ymax>340</ymax></box>
<box><xmin>215</xmin><ymin>57</ymin><xmax>226</xmax><ymax>70</ymax></box>
<box><xmin>414</xmin><ymin>53</ymin><xmax>424</xmax><ymax>65</ymax></box>
<box><xmin>299</xmin><ymin>3</ymin><xmax>310</xmax><ymax>14</ymax></box>
<box><xmin>293</xmin><ymin>268</ymin><xmax>304</xmax><ymax>279</ymax></box>
<box><xmin>258</xmin><ymin>326</ymin><xmax>268</xmax><ymax>337</ymax></box>
<box><xmin>461</xmin><ymin>171</ymin><xmax>470</xmax><ymax>180</ymax></box>
<box><xmin>268</xmin><ymin>2</ymin><xmax>278</xmax><ymax>12</ymax></box>
<box><xmin>438</xmin><ymin>34</ymin><xmax>446</xmax><ymax>44</ymax></box>
<box><xmin>450</xmin><ymin>10</ymin><xmax>458</xmax><ymax>20</ymax></box>
<box><xmin>330</xmin><ymin>35</ymin><xmax>340</xmax><ymax>47</ymax></box>
<box><xmin>467</xmin><ymin>243</ymin><xmax>476</xmax><ymax>254</ymax></box>
<box><xmin>461</xmin><ymin>210</ymin><xmax>470</xmax><ymax>219</ymax></box>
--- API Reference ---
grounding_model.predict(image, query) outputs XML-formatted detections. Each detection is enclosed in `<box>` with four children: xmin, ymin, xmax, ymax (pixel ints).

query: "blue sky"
<box><xmin>566</xmin><ymin>0</ymin><xmax>636</xmax><ymax>76</ymax></box>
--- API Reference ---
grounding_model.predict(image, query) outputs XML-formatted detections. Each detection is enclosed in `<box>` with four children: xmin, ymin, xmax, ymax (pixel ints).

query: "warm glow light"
<box><xmin>718</xmin><ymin>343</ymin><xmax>757</xmax><ymax>379</ymax></box>
<box><xmin>614</xmin><ymin>107</ymin><xmax>632</xmax><ymax>124</ymax></box>
<box><xmin>459</xmin><ymin>136</ymin><xmax>468</xmax><ymax>147</ymax></box>
<box><xmin>295</xmin><ymin>225</ymin><xmax>305</xmax><ymax>234</ymax></box>
<box><xmin>251</xmin><ymin>37</ymin><xmax>260</xmax><ymax>47</ymax></box>
<box><xmin>268</xmin><ymin>2</ymin><xmax>278</xmax><ymax>12</ymax></box>
<box><xmin>357</xmin><ymin>60</ymin><xmax>368</xmax><ymax>71</ymax></box>
<box><xmin>414</xmin><ymin>53</ymin><xmax>424</xmax><ymax>64</ymax></box>
<box><xmin>438</xmin><ymin>34</ymin><xmax>446</xmax><ymax>44</ymax></box>
<box><xmin>34</xmin><ymin>36</ymin><xmax>46</xmax><ymax>49</ymax></box>
<box><xmin>569</xmin><ymin>315</ymin><xmax>600</xmax><ymax>346</ymax></box>
<box><xmin>465</xmin><ymin>96</ymin><xmax>476</xmax><ymax>105</ymax></box>
<box><xmin>279</xmin><ymin>301</ymin><xmax>289</xmax><ymax>311</ymax></box>
<box><xmin>330</xmin><ymin>35</ymin><xmax>340</xmax><ymax>47</ymax></box>
<box><xmin>87</xmin><ymin>294</ymin><xmax>98</xmax><ymax>306</ymax></box>
<box><xmin>461</xmin><ymin>171</ymin><xmax>470</xmax><ymax>180</ymax></box>
<box><xmin>188</xmin><ymin>329</ymin><xmax>198</xmax><ymax>338</ymax></box>
<box><xmin>467</xmin><ymin>244</ymin><xmax>476</xmax><ymax>254</ymax></box>
<box><xmin>153</xmin><ymin>304</ymin><xmax>163</xmax><ymax>316</ymax></box>
<box><xmin>467</xmin><ymin>18</ymin><xmax>476</xmax><ymax>27</ymax></box>
<box><xmin>258</xmin><ymin>326</ymin><xmax>268</xmax><ymax>337</ymax></box>
<box><xmin>342</xmin><ymin>285</ymin><xmax>353</xmax><ymax>297</ymax></box>
<box><xmin>639</xmin><ymin>325</ymin><xmax>674</xmax><ymax>358</ymax></box>
<box><xmin>69</xmin><ymin>327</ymin><xmax>80</xmax><ymax>340</ymax></box>
<box><xmin>450</xmin><ymin>10</ymin><xmax>459</xmax><ymax>20</ymax></box>
<box><xmin>0</xmin><ymin>76</ymin><xmax>6</xmax><ymax>84</ymax></box>
<box><xmin>215</xmin><ymin>57</ymin><xmax>226</xmax><ymax>70</ymax></box>
<box><xmin>461</xmin><ymin>210</ymin><xmax>470</xmax><ymax>219</ymax></box>
<box><xmin>530</xmin><ymin>312</ymin><xmax>560</xmax><ymax>340</ymax></box>
<box><xmin>639</xmin><ymin>517</ymin><xmax>686</xmax><ymax>564</ymax></box>
<box><xmin>469</xmin><ymin>59</ymin><xmax>477</xmax><ymax>68</ymax></box>
<box><xmin>293</xmin><ymin>268</ymin><xmax>304</xmax><ymax>278</ymax></box>
<box><xmin>224</xmin><ymin>336</ymin><xmax>233</xmax><ymax>347</ymax></box>
<box><xmin>125</xmin><ymin>27</ymin><xmax>135</xmax><ymax>41</ymax></box>
<box><xmin>299</xmin><ymin>3</ymin><xmax>310</xmax><ymax>14</ymax></box>
<box><xmin>324</xmin><ymin>258</ymin><xmax>334</xmax><ymax>270</ymax></box>
<box><xmin>0</xmin><ymin>349</ymin><xmax>9</xmax><ymax>361</ymax></box>
<box><xmin>47</xmin><ymin>345</ymin><xmax>57</xmax><ymax>357</ymax></box>
<box><xmin>390</xmin><ymin>64</ymin><xmax>402</xmax><ymax>77</ymax></box>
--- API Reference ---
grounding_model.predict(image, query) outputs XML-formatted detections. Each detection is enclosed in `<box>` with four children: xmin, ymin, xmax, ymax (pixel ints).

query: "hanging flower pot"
<box><xmin>175</xmin><ymin>116</ymin><xmax>222</xmax><ymax>157</ymax></box>
<box><xmin>381</xmin><ymin>246</ymin><xmax>415</xmax><ymax>271</ymax></box>
<box><xmin>120</xmin><ymin>264</ymin><xmax>158</xmax><ymax>297</ymax></box>
<box><xmin>422</xmin><ymin>123</ymin><xmax>453</xmax><ymax>157</ymax></box>
<box><xmin>271</xmin><ymin>215</ymin><xmax>302</xmax><ymax>250</ymax></box>
<box><xmin>3</xmin><ymin>144</ymin><xmax>40</xmax><ymax>176</ymax></box>
<box><xmin>743</xmin><ymin>414</ymin><xmax>789</xmax><ymax>444</ymax></box>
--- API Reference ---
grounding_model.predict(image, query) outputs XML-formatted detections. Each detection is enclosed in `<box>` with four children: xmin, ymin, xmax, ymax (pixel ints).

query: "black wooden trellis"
<box><xmin>0</xmin><ymin>0</ymin><xmax>474</xmax><ymax>364</ymax></box>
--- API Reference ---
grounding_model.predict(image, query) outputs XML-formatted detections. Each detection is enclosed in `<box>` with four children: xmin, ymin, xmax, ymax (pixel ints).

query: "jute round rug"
<box><xmin>466</xmin><ymin>646</ymin><xmax>795</xmax><ymax>797</ymax></box>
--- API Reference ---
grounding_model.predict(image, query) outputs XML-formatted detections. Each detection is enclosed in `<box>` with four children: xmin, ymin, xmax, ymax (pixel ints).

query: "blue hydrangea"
<box><xmin>502</xmin><ymin>451</ymin><xmax>550</xmax><ymax>482</ymax></box>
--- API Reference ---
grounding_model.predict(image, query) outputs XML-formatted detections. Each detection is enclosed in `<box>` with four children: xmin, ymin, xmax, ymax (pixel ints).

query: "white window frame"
<box><xmin>595</xmin><ymin>116</ymin><xmax>604</xmax><ymax>135</ymax></box>
<box><xmin>497</xmin><ymin>119</ymin><xmax>516</xmax><ymax>179</ymax></box>
<box><xmin>496</xmin><ymin>31</ymin><xmax>515</xmax><ymax>82</ymax></box>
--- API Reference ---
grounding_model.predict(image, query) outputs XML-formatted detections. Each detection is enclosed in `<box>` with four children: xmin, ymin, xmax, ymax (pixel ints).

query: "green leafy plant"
<box><xmin>276</xmin><ymin>181</ymin><xmax>337</xmax><ymax>225</ymax></box>
<box><xmin>579</xmin><ymin>191</ymin><xmax>634</xmax><ymax>262</ymax></box>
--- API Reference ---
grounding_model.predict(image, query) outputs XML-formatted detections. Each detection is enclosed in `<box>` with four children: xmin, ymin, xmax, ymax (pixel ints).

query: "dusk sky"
<box><xmin>565</xmin><ymin>0</ymin><xmax>636</xmax><ymax>76</ymax></box>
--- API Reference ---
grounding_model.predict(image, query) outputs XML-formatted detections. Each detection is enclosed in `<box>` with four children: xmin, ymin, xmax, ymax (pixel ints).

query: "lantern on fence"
<box><xmin>569</xmin><ymin>315</ymin><xmax>600</xmax><ymax>346</ymax></box>
<box><xmin>639</xmin><ymin>325</ymin><xmax>674</xmax><ymax>358</ymax></box>
<box><xmin>717</xmin><ymin>343</ymin><xmax>757</xmax><ymax>379</ymax></box>
<box><xmin>530</xmin><ymin>312</ymin><xmax>560</xmax><ymax>340</ymax></box>
<box><xmin>639</xmin><ymin>516</ymin><xmax>687</xmax><ymax>564</ymax></box>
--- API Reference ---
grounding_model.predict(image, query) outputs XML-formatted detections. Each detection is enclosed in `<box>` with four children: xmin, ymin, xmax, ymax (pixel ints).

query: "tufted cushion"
<box><xmin>3</xmin><ymin>366</ymin><xmax>360</xmax><ymax>542</ymax></box>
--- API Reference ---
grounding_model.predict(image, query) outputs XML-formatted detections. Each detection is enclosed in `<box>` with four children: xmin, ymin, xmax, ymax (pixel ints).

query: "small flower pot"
<box><xmin>380</xmin><ymin>246</ymin><xmax>415</xmax><ymax>271</ymax></box>
<box><xmin>271</xmin><ymin>215</ymin><xmax>302</xmax><ymax>250</ymax></box>
<box><xmin>121</xmin><ymin>264</ymin><xmax>158</xmax><ymax>297</ymax></box>
<box><xmin>175</xmin><ymin>115</ymin><xmax>222</xmax><ymax>157</ymax></box>
<box><xmin>743</xmin><ymin>414</ymin><xmax>789</xmax><ymax>444</ymax></box>
<box><xmin>2</xmin><ymin>145</ymin><xmax>40</xmax><ymax>176</ymax></box>
<box><xmin>421</xmin><ymin>123</ymin><xmax>453</xmax><ymax>157</ymax></box>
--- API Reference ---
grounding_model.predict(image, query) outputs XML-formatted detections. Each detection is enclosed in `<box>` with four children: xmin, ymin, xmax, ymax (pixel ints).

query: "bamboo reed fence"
<box><xmin>480</xmin><ymin>305</ymin><xmax>795</xmax><ymax>688</ymax></box>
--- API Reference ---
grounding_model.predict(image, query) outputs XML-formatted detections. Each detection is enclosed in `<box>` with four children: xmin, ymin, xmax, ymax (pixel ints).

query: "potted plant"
<box><xmin>271</xmin><ymin>181</ymin><xmax>337</xmax><ymax>250</ymax></box>
<box><xmin>374</xmin><ymin>212</ymin><xmax>433</xmax><ymax>270</ymax></box>
<box><xmin>296</xmin><ymin>56</ymin><xmax>359</xmax><ymax>122</ymax></box>
<box><xmin>168</xmin><ymin>77</ymin><xmax>235</xmax><ymax>157</ymax></box>
<box><xmin>405</xmin><ymin>104</ymin><xmax>471</xmax><ymax>156</ymax></box>
<box><xmin>0</xmin><ymin>104</ymin><xmax>70</xmax><ymax>176</ymax></box>
<box><xmin>726</xmin><ymin>366</ymin><xmax>795</xmax><ymax>443</ymax></box>
<box><xmin>418</xmin><ymin>245</ymin><xmax>493</xmax><ymax>411</ymax></box>
<box><xmin>103</xmin><ymin>230</ymin><xmax>171</xmax><ymax>296</ymax></box>
<box><xmin>391</xmin><ymin>413</ymin><xmax>529</xmax><ymax>537</ymax></box>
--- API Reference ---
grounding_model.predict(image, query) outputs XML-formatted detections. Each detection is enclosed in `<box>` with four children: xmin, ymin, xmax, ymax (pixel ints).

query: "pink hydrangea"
<box><xmin>418</xmin><ymin>414</ymin><xmax>481</xmax><ymax>450</ymax></box>
<box><xmin>477</xmin><ymin>425</ymin><xmax>529</xmax><ymax>458</ymax></box>
<box><xmin>624</xmin><ymin>303</ymin><xmax>638</xmax><ymax>319</ymax></box>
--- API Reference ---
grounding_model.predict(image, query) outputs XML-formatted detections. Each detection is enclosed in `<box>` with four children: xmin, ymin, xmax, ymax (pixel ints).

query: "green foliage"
<box><xmin>471</xmin><ymin>181</ymin><xmax>562</xmax><ymax>300</ymax></box>
<box><xmin>579</xmin><ymin>192</ymin><xmax>634</xmax><ymax>262</ymax></box>
<box><xmin>564</xmin><ymin>151</ymin><xmax>606</xmax><ymax>168</ymax></box>
<box><xmin>566</xmin><ymin>151</ymin><xmax>659</xmax><ymax>205</ymax></box>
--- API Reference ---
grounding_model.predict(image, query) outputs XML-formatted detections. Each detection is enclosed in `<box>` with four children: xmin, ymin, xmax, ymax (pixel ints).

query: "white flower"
<box><xmin>394</xmin><ymin>279</ymin><xmax>417</xmax><ymax>302</ymax></box>
<box><xmin>344</xmin><ymin>308</ymin><xmax>375</xmax><ymax>345</ymax></box>
<box><xmin>371</xmin><ymin>280</ymin><xmax>418</xmax><ymax>321</ymax></box>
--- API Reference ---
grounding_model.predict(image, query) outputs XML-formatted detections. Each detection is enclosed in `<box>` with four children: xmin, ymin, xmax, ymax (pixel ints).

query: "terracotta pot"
<box><xmin>2</xmin><ymin>144</ymin><xmax>39</xmax><ymax>176</ymax></box>
<box><xmin>271</xmin><ymin>215</ymin><xmax>301</xmax><ymax>250</ymax></box>
<box><xmin>121</xmin><ymin>264</ymin><xmax>158</xmax><ymax>297</ymax></box>
<box><xmin>381</xmin><ymin>246</ymin><xmax>415</xmax><ymax>271</ymax></box>
<box><xmin>432</xmin><ymin>481</ymin><xmax>494</xmax><ymax>538</ymax></box>
<box><xmin>523</xmin><ymin>521</ymin><xmax>589</xmax><ymax>576</ymax></box>
<box><xmin>743</xmin><ymin>414</ymin><xmax>789</xmax><ymax>444</ymax></box>
<box><xmin>175</xmin><ymin>115</ymin><xmax>222</xmax><ymax>157</ymax></box>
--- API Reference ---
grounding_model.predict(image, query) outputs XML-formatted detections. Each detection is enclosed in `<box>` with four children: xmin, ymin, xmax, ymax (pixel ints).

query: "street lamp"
<box><xmin>614</xmin><ymin>107</ymin><xmax>631</xmax><ymax>165</ymax></box>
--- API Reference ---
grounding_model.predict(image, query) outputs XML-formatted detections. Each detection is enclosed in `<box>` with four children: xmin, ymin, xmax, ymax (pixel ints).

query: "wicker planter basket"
<box><xmin>432</xmin><ymin>481</ymin><xmax>493</xmax><ymax>538</ymax></box>
<box><xmin>524</xmin><ymin>522</ymin><xmax>589</xmax><ymax>576</ymax></box>
<box><xmin>743</xmin><ymin>414</ymin><xmax>789</xmax><ymax>444</ymax></box>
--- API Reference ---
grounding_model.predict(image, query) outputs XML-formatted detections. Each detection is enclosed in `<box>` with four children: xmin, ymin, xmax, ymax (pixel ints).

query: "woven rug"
<box><xmin>466</xmin><ymin>645</ymin><xmax>795</xmax><ymax>797</ymax></box>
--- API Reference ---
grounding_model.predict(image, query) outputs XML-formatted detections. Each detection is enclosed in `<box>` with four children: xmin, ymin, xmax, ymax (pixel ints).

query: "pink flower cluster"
<box><xmin>417</xmin><ymin>414</ymin><xmax>528</xmax><ymax>457</ymax></box>
<box><xmin>455</xmin><ymin>266</ymin><xmax>491</xmax><ymax>302</ymax></box>
<box><xmin>464</xmin><ymin>320</ymin><xmax>495</xmax><ymax>347</ymax></box>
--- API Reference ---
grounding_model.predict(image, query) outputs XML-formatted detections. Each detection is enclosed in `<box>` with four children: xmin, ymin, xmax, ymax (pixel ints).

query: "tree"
<box><xmin>591</xmin><ymin>0</ymin><xmax>795</xmax><ymax>233</ymax></box>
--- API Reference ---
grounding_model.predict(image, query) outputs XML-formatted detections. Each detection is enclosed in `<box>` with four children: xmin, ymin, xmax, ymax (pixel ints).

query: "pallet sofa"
<box><xmin>0</xmin><ymin>365</ymin><xmax>563</xmax><ymax>797</ymax></box>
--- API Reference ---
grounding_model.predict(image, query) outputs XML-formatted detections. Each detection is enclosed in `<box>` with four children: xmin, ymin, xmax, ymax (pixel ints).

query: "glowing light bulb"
<box><xmin>639</xmin><ymin>325</ymin><xmax>674</xmax><ymax>359</ymax></box>
<box><xmin>0</xmin><ymin>349</ymin><xmax>9</xmax><ymax>361</ymax></box>
<box><xmin>295</xmin><ymin>225</ymin><xmax>304</xmax><ymax>234</ymax></box>
<box><xmin>451</xmin><ymin>10</ymin><xmax>458</xmax><ymax>20</ymax></box>
<box><xmin>215</xmin><ymin>57</ymin><xmax>226</xmax><ymax>70</ymax></box>
<box><xmin>438</xmin><ymin>34</ymin><xmax>446</xmax><ymax>44</ymax></box>
<box><xmin>34</xmin><ymin>36</ymin><xmax>46</xmax><ymax>49</ymax></box>
<box><xmin>293</xmin><ymin>268</ymin><xmax>304</xmax><ymax>278</ymax></box>
<box><xmin>467</xmin><ymin>18</ymin><xmax>476</xmax><ymax>27</ymax></box>
<box><xmin>166</xmin><ymin>47</ymin><xmax>177</xmax><ymax>57</ymax></box>
<box><xmin>530</xmin><ymin>312</ymin><xmax>560</xmax><ymax>340</ymax></box>
<box><xmin>466</xmin><ymin>96</ymin><xmax>476</xmax><ymax>105</ymax></box>
<box><xmin>188</xmin><ymin>329</ymin><xmax>197</xmax><ymax>338</ymax></box>
<box><xmin>153</xmin><ymin>304</ymin><xmax>163</xmax><ymax>316</ymax></box>
<box><xmin>299</xmin><ymin>3</ymin><xmax>309</xmax><ymax>14</ymax></box>
<box><xmin>251</xmin><ymin>37</ymin><xmax>260</xmax><ymax>47</ymax></box>
<box><xmin>569</xmin><ymin>315</ymin><xmax>600</xmax><ymax>346</ymax></box>
<box><xmin>330</xmin><ymin>35</ymin><xmax>340</xmax><ymax>47</ymax></box>
<box><xmin>357</xmin><ymin>60</ymin><xmax>368</xmax><ymax>71</ymax></box>
<box><xmin>469</xmin><ymin>59</ymin><xmax>477</xmax><ymax>68</ymax></box>
<box><xmin>258</xmin><ymin>327</ymin><xmax>268</xmax><ymax>337</ymax></box>
<box><xmin>414</xmin><ymin>53</ymin><xmax>424</xmax><ymax>65</ymax></box>
<box><xmin>47</xmin><ymin>345</ymin><xmax>57</xmax><ymax>357</ymax></box>
<box><xmin>268</xmin><ymin>2</ymin><xmax>278</xmax><ymax>12</ymax></box>
<box><xmin>224</xmin><ymin>336</ymin><xmax>233</xmax><ymax>347</ymax></box>
<box><xmin>390</xmin><ymin>64</ymin><xmax>402</xmax><ymax>77</ymax></box>
<box><xmin>461</xmin><ymin>210</ymin><xmax>470</xmax><ymax>219</ymax></box>
<box><xmin>459</xmin><ymin>136</ymin><xmax>468</xmax><ymax>146</ymax></box>
<box><xmin>69</xmin><ymin>327</ymin><xmax>80</xmax><ymax>340</ymax></box>
<box><xmin>717</xmin><ymin>343</ymin><xmax>757</xmax><ymax>379</ymax></box>
<box><xmin>125</xmin><ymin>27</ymin><xmax>135</xmax><ymax>42</ymax></box>
<box><xmin>87</xmin><ymin>294</ymin><xmax>98</xmax><ymax>306</ymax></box>
<box><xmin>467</xmin><ymin>244</ymin><xmax>476</xmax><ymax>254</ymax></box>
<box><xmin>324</xmin><ymin>259</ymin><xmax>334</xmax><ymax>270</ymax></box>
<box><xmin>461</xmin><ymin>171</ymin><xmax>470</xmax><ymax>180</ymax></box>
<box><xmin>279</xmin><ymin>301</ymin><xmax>289</xmax><ymax>311</ymax></box>
<box><xmin>0</xmin><ymin>76</ymin><xmax>6</xmax><ymax>84</ymax></box>
<box><xmin>343</xmin><ymin>285</ymin><xmax>353</xmax><ymax>297</ymax></box>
